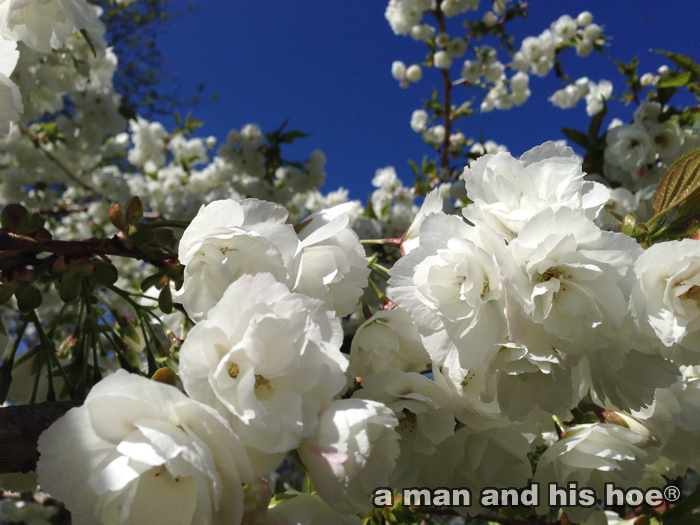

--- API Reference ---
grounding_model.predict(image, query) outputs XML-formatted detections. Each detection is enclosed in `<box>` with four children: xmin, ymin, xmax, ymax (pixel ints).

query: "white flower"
<box><xmin>462</xmin><ymin>141</ymin><xmax>610</xmax><ymax>240</ymax></box>
<box><xmin>0</xmin><ymin>0</ymin><xmax>96</xmax><ymax>52</ymax></box>
<box><xmin>551</xmin><ymin>15</ymin><xmax>577</xmax><ymax>42</ymax></box>
<box><xmin>630</xmin><ymin>239</ymin><xmax>700</xmax><ymax>364</ymax></box>
<box><xmin>0</xmin><ymin>38</ymin><xmax>21</xmax><ymax>134</ymax></box>
<box><xmin>353</xmin><ymin>370</ymin><xmax>455</xmax><ymax>489</ymax></box>
<box><xmin>264</xmin><ymin>492</ymin><xmax>361</xmax><ymax>525</ymax></box>
<box><xmin>585</xmin><ymin>80</ymin><xmax>612</xmax><ymax>116</ymax></box>
<box><xmin>410</xmin><ymin>109</ymin><xmax>428</xmax><ymax>132</ymax></box>
<box><xmin>388</xmin><ymin>212</ymin><xmax>507</xmax><ymax>370</ymax></box>
<box><xmin>179</xmin><ymin>273</ymin><xmax>348</xmax><ymax>463</ymax></box>
<box><xmin>510</xmin><ymin>71</ymin><xmax>529</xmax><ymax>93</ymax></box>
<box><xmin>349</xmin><ymin>307</ymin><xmax>430</xmax><ymax>378</ymax></box>
<box><xmin>128</xmin><ymin>117</ymin><xmax>167</xmax><ymax>173</ymax></box>
<box><xmin>385</xmin><ymin>0</ymin><xmax>431</xmax><ymax>35</ymax></box>
<box><xmin>298</xmin><ymin>399</ymin><xmax>400</xmax><ymax>513</ymax></box>
<box><xmin>451</xmin><ymin>420</ymin><xmax>535</xmax><ymax>515</ymax></box>
<box><xmin>483</xmin><ymin>343</ymin><xmax>574</xmax><ymax>421</ymax></box>
<box><xmin>502</xmin><ymin>207</ymin><xmax>642</xmax><ymax>356</ymax></box>
<box><xmin>401</xmin><ymin>187</ymin><xmax>443</xmax><ymax>255</ymax></box>
<box><xmin>604</xmin><ymin>123</ymin><xmax>655</xmax><ymax>172</ymax></box>
<box><xmin>461</xmin><ymin>59</ymin><xmax>481</xmax><ymax>84</ymax></box>
<box><xmin>576</xmin><ymin>316</ymin><xmax>681</xmax><ymax>412</ymax></box>
<box><xmin>633</xmin><ymin>101</ymin><xmax>662</xmax><ymax>129</ymax></box>
<box><xmin>239</xmin><ymin>124</ymin><xmax>264</xmax><ymax>150</ymax></box>
<box><xmin>649</xmin><ymin>121</ymin><xmax>684</xmax><ymax>164</ymax></box>
<box><xmin>174</xmin><ymin>198</ymin><xmax>298</xmax><ymax>322</ymax></box>
<box><xmin>294</xmin><ymin>203</ymin><xmax>370</xmax><ymax>317</ymax></box>
<box><xmin>36</xmin><ymin>370</ymin><xmax>254</xmax><ymax>525</ymax></box>
<box><xmin>533</xmin><ymin>423</ymin><xmax>648</xmax><ymax>523</ymax></box>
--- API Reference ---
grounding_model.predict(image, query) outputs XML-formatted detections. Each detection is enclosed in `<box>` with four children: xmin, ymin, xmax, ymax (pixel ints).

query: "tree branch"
<box><xmin>0</xmin><ymin>231</ymin><xmax>175</xmax><ymax>270</ymax></box>
<box><xmin>0</xmin><ymin>401</ymin><xmax>81</xmax><ymax>474</ymax></box>
<box><xmin>433</xmin><ymin>1</ymin><xmax>453</xmax><ymax>171</ymax></box>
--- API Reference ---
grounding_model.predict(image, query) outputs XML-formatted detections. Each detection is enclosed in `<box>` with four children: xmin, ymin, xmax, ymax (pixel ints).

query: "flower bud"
<box><xmin>391</xmin><ymin>60</ymin><xmax>406</xmax><ymax>81</ymax></box>
<box><xmin>483</xmin><ymin>11</ymin><xmax>499</xmax><ymax>27</ymax></box>
<box><xmin>583</xmin><ymin>23</ymin><xmax>602</xmax><ymax>41</ymax></box>
<box><xmin>577</xmin><ymin>11</ymin><xmax>593</xmax><ymax>26</ymax></box>
<box><xmin>405</xmin><ymin>64</ymin><xmax>422</xmax><ymax>82</ymax></box>
<box><xmin>576</xmin><ymin>38</ymin><xmax>594</xmax><ymax>57</ymax></box>
<box><xmin>434</xmin><ymin>50</ymin><xmax>453</xmax><ymax>69</ymax></box>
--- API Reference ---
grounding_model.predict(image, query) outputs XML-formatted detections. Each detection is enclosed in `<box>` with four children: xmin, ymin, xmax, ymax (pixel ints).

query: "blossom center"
<box><xmin>679</xmin><ymin>285</ymin><xmax>700</xmax><ymax>303</ymax></box>
<box><xmin>228</xmin><ymin>363</ymin><xmax>240</xmax><ymax>379</ymax></box>
<box><xmin>397</xmin><ymin>409</ymin><xmax>417</xmax><ymax>434</ymax></box>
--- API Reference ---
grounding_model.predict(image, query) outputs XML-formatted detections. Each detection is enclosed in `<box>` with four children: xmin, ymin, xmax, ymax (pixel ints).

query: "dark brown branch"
<box><xmin>0</xmin><ymin>231</ymin><xmax>175</xmax><ymax>269</ymax></box>
<box><xmin>0</xmin><ymin>401</ymin><xmax>81</xmax><ymax>474</ymax></box>
<box><xmin>433</xmin><ymin>1</ymin><xmax>453</xmax><ymax>171</ymax></box>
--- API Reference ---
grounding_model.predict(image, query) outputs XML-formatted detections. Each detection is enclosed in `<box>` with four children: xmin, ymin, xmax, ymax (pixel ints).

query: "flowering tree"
<box><xmin>0</xmin><ymin>1</ymin><xmax>700</xmax><ymax>525</ymax></box>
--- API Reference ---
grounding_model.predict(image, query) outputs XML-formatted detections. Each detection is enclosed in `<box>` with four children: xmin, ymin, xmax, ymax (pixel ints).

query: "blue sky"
<box><xmin>156</xmin><ymin>1</ymin><xmax>700</xmax><ymax>201</ymax></box>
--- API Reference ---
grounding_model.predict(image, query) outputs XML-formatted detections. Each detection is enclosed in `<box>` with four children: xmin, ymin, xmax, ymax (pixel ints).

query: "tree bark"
<box><xmin>0</xmin><ymin>401</ymin><xmax>81</xmax><ymax>474</ymax></box>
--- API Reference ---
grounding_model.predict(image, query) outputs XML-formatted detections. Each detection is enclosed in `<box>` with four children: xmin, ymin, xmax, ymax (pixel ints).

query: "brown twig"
<box><xmin>0</xmin><ymin>231</ymin><xmax>175</xmax><ymax>269</ymax></box>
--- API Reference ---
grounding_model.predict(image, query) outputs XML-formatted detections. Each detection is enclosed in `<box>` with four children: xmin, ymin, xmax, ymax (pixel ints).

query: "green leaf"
<box><xmin>151</xmin><ymin>366</ymin><xmax>177</xmax><ymax>386</ymax></box>
<box><xmin>128</xmin><ymin>223</ymin><xmax>155</xmax><ymax>246</ymax></box>
<box><xmin>158</xmin><ymin>284</ymin><xmax>173</xmax><ymax>314</ymax></box>
<box><xmin>659</xmin><ymin>71</ymin><xmax>695</xmax><ymax>88</ymax></box>
<box><xmin>109</xmin><ymin>202</ymin><xmax>125</xmax><ymax>230</ymax></box>
<box><xmin>1</xmin><ymin>203</ymin><xmax>28</xmax><ymax>232</ymax></box>
<box><xmin>653</xmin><ymin>147</ymin><xmax>700</xmax><ymax>216</ymax></box>
<box><xmin>588</xmin><ymin>99</ymin><xmax>608</xmax><ymax>141</ymax></box>
<box><xmin>24</xmin><ymin>213</ymin><xmax>45</xmax><ymax>234</ymax></box>
<box><xmin>652</xmin><ymin>49</ymin><xmax>700</xmax><ymax>76</ymax></box>
<box><xmin>269</xmin><ymin>493</ymin><xmax>297</xmax><ymax>507</ymax></box>
<box><xmin>278</xmin><ymin>130</ymin><xmax>311</xmax><ymax>144</ymax></box>
<box><xmin>663</xmin><ymin>486</ymin><xmax>700</xmax><ymax>519</ymax></box>
<box><xmin>301</xmin><ymin>474</ymin><xmax>315</xmax><ymax>494</ymax></box>
<box><xmin>90</xmin><ymin>260</ymin><xmax>119</xmax><ymax>287</ymax></box>
<box><xmin>15</xmin><ymin>283</ymin><xmax>43</xmax><ymax>313</ymax></box>
<box><xmin>561</xmin><ymin>128</ymin><xmax>591</xmax><ymax>149</ymax></box>
<box><xmin>0</xmin><ymin>282</ymin><xmax>18</xmax><ymax>306</ymax></box>
<box><xmin>665</xmin><ymin>516</ymin><xmax>700</xmax><ymax>525</ymax></box>
<box><xmin>124</xmin><ymin>196</ymin><xmax>144</xmax><ymax>225</ymax></box>
<box><xmin>140</xmin><ymin>272</ymin><xmax>165</xmax><ymax>292</ymax></box>
<box><xmin>59</xmin><ymin>272</ymin><xmax>82</xmax><ymax>303</ymax></box>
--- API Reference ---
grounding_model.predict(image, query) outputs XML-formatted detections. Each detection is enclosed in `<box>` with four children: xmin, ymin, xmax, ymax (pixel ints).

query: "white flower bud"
<box><xmin>483</xmin><ymin>11</ymin><xmax>499</xmax><ymax>27</ymax></box>
<box><xmin>391</xmin><ymin>60</ymin><xmax>406</xmax><ymax>81</ymax></box>
<box><xmin>434</xmin><ymin>50</ymin><xmax>453</xmax><ymax>69</ymax></box>
<box><xmin>576</xmin><ymin>38</ymin><xmax>594</xmax><ymax>57</ymax></box>
<box><xmin>658</xmin><ymin>64</ymin><xmax>670</xmax><ymax>75</ymax></box>
<box><xmin>493</xmin><ymin>0</ymin><xmax>507</xmax><ymax>15</ymax></box>
<box><xmin>583</xmin><ymin>23</ymin><xmax>602</xmax><ymax>41</ymax></box>
<box><xmin>405</xmin><ymin>64</ymin><xmax>423</xmax><ymax>82</ymax></box>
<box><xmin>577</xmin><ymin>11</ymin><xmax>593</xmax><ymax>26</ymax></box>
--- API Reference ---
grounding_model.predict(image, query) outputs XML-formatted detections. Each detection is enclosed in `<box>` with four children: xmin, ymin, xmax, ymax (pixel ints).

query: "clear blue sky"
<box><xmin>156</xmin><ymin>1</ymin><xmax>700</xmax><ymax>201</ymax></box>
